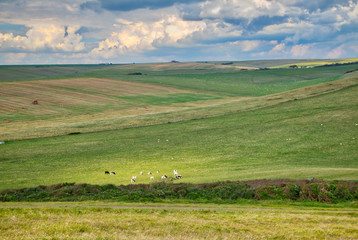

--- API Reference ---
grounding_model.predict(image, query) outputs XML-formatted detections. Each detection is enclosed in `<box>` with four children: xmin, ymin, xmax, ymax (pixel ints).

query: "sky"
<box><xmin>0</xmin><ymin>0</ymin><xmax>357</xmax><ymax>64</ymax></box>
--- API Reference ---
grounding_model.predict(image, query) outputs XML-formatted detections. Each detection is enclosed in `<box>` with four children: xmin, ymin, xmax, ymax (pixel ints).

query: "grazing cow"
<box><xmin>105</xmin><ymin>171</ymin><xmax>110</xmax><ymax>174</ymax></box>
<box><xmin>175</xmin><ymin>175</ymin><xmax>182</xmax><ymax>179</ymax></box>
<box><xmin>150</xmin><ymin>176</ymin><xmax>154</xmax><ymax>180</ymax></box>
<box><xmin>148</xmin><ymin>171</ymin><xmax>152</xmax><ymax>175</ymax></box>
<box><xmin>156</xmin><ymin>170</ymin><xmax>160</xmax><ymax>173</ymax></box>
<box><xmin>161</xmin><ymin>175</ymin><xmax>168</xmax><ymax>180</ymax></box>
<box><xmin>132</xmin><ymin>176</ymin><xmax>137</xmax><ymax>180</ymax></box>
<box><xmin>32</xmin><ymin>100</ymin><xmax>38</xmax><ymax>105</ymax></box>
<box><xmin>140</xmin><ymin>171</ymin><xmax>143</xmax><ymax>175</ymax></box>
<box><xmin>173</xmin><ymin>170</ymin><xmax>178</xmax><ymax>175</ymax></box>
<box><xmin>110</xmin><ymin>171</ymin><xmax>116</xmax><ymax>175</ymax></box>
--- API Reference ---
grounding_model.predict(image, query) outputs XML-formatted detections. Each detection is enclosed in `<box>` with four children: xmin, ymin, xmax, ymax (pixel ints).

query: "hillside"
<box><xmin>1</xmin><ymin>61</ymin><xmax>358</xmax><ymax>141</ymax></box>
<box><xmin>0</xmin><ymin>71</ymin><xmax>357</xmax><ymax>190</ymax></box>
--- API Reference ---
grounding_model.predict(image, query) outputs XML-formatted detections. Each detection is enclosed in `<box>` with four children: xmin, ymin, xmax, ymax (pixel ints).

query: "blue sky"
<box><xmin>0</xmin><ymin>0</ymin><xmax>357</xmax><ymax>64</ymax></box>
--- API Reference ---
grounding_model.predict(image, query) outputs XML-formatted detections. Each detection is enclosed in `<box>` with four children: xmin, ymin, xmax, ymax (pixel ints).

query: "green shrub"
<box><xmin>256</xmin><ymin>185</ymin><xmax>284</xmax><ymax>200</ymax></box>
<box><xmin>300</xmin><ymin>183</ymin><xmax>332</xmax><ymax>203</ymax></box>
<box><xmin>334</xmin><ymin>182</ymin><xmax>353</xmax><ymax>201</ymax></box>
<box><xmin>1</xmin><ymin>180</ymin><xmax>357</xmax><ymax>203</ymax></box>
<box><xmin>284</xmin><ymin>184</ymin><xmax>301</xmax><ymax>200</ymax></box>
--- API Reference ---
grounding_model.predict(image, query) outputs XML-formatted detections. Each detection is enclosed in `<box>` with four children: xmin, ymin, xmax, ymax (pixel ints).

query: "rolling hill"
<box><xmin>0</xmin><ymin>60</ymin><xmax>357</xmax><ymax>190</ymax></box>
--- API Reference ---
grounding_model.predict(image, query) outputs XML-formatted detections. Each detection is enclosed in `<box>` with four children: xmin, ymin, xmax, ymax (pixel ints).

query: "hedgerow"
<box><xmin>1</xmin><ymin>179</ymin><xmax>357</xmax><ymax>203</ymax></box>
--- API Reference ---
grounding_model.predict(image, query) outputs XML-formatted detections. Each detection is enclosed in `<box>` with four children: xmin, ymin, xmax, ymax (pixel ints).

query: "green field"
<box><xmin>1</xmin><ymin>202</ymin><xmax>357</xmax><ymax>239</ymax></box>
<box><xmin>1</xmin><ymin>59</ymin><xmax>358</xmax><ymax>239</ymax></box>
<box><xmin>1</xmin><ymin>82</ymin><xmax>357</xmax><ymax>190</ymax></box>
<box><xmin>1</xmin><ymin>61</ymin><xmax>357</xmax><ymax>141</ymax></box>
<box><xmin>0</xmin><ymin>60</ymin><xmax>357</xmax><ymax>190</ymax></box>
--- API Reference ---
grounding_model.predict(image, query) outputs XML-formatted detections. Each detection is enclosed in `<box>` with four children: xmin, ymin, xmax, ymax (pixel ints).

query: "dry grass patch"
<box><xmin>0</xmin><ymin>78</ymin><xmax>190</xmax><ymax>113</ymax></box>
<box><xmin>0</xmin><ymin>204</ymin><xmax>357</xmax><ymax>239</ymax></box>
<box><xmin>1</xmin><ymin>73</ymin><xmax>357</xmax><ymax>141</ymax></box>
<box><xmin>0</xmin><ymin>77</ymin><xmax>220</xmax><ymax>121</ymax></box>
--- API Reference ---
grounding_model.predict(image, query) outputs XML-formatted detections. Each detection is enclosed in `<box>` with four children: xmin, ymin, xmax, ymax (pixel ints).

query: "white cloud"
<box><xmin>257</xmin><ymin>20</ymin><xmax>333</xmax><ymax>44</ymax></box>
<box><xmin>1</xmin><ymin>0</ymin><xmax>358</xmax><ymax>64</ymax></box>
<box><xmin>199</xmin><ymin>0</ymin><xmax>301</xmax><ymax>21</ymax></box>
<box><xmin>271</xmin><ymin>42</ymin><xmax>286</xmax><ymax>52</ymax></box>
<box><xmin>90</xmin><ymin>14</ymin><xmax>242</xmax><ymax>58</ymax></box>
<box><xmin>229</xmin><ymin>40</ymin><xmax>276</xmax><ymax>52</ymax></box>
<box><xmin>326</xmin><ymin>45</ymin><xmax>346</xmax><ymax>59</ymax></box>
<box><xmin>0</xmin><ymin>24</ymin><xmax>85</xmax><ymax>52</ymax></box>
<box><xmin>290</xmin><ymin>44</ymin><xmax>313</xmax><ymax>57</ymax></box>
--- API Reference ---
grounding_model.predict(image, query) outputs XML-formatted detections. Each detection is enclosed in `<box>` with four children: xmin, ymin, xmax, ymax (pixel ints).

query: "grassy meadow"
<box><xmin>1</xmin><ymin>61</ymin><xmax>358</xmax><ymax>140</ymax></box>
<box><xmin>0</xmin><ymin>69</ymin><xmax>357</xmax><ymax>190</ymax></box>
<box><xmin>1</xmin><ymin>59</ymin><xmax>358</xmax><ymax>239</ymax></box>
<box><xmin>1</xmin><ymin>202</ymin><xmax>358</xmax><ymax>239</ymax></box>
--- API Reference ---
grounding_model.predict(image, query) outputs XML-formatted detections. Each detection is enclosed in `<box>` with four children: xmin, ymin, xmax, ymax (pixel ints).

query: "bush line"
<box><xmin>1</xmin><ymin>179</ymin><xmax>357</xmax><ymax>203</ymax></box>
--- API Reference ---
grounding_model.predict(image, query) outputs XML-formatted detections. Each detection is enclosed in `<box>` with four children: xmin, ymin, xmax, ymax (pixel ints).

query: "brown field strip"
<box><xmin>0</xmin><ymin>78</ymin><xmax>196</xmax><ymax>116</ymax></box>
<box><xmin>1</xmin><ymin>72</ymin><xmax>357</xmax><ymax>141</ymax></box>
<box><xmin>0</xmin><ymin>77</ymin><xmax>232</xmax><ymax>139</ymax></box>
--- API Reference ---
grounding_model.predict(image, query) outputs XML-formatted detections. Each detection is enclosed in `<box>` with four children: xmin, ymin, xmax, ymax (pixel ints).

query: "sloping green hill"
<box><xmin>0</xmin><ymin>65</ymin><xmax>111</xmax><ymax>82</ymax></box>
<box><xmin>1</xmin><ymin>62</ymin><xmax>357</xmax><ymax>141</ymax></box>
<box><xmin>1</xmin><ymin>72</ymin><xmax>357</xmax><ymax>190</ymax></box>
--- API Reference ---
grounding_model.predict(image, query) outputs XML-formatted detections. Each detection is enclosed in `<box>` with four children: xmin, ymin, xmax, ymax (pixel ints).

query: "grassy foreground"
<box><xmin>1</xmin><ymin>201</ymin><xmax>357</xmax><ymax>239</ymax></box>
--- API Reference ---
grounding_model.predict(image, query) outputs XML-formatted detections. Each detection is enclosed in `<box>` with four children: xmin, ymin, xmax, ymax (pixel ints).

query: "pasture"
<box><xmin>0</xmin><ymin>71</ymin><xmax>357</xmax><ymax>190</ymax></box>
<box><xmin>1</xmin><ymin>62</ymin><xmax>357</xmax><ymax>140</ymax></box>
<box><xmin>1</xmin><ymin>59</ymin><xmax>358</xmax><ymax>239</ymax></box>
<box><xmin>0</xmin><ymin>60</ymin><xmax>357</xmax><ymax>189</ymax></box>
<box><xmin>1</xmin><ymin>202</ymin><xmax>357</xmax><ymax>239</ymax></box>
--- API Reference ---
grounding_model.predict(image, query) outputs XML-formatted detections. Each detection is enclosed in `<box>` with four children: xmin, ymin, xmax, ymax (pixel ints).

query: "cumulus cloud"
<box><xmin>90</xmin><ymin>14</ymin><xmax>242</xmax><ymax>58</ymax></box>
<box><xmin>256</xmin><ymin>20</ymin><xmax>333</xmax><ymax>44</ymax></box>
<box><xmin>1</xmin><ymin>0</ymin><xmax>358</xmax><ymax>63</ymax></box>
<box><xmin>229</xmin><ymin>40</ymin><xmax>276</xmax><ymax>52</ymax></box>
<box><xmin>326</xmin><ymin>44</ymin><xmax>346</xmax><ymax>59</ymax></box>
<box><xmin>198</xmin><ymin>0</ymin><xmax>301</xmax><ymax>22</ymax></box>
<box><xmin>290</xmin><ymin>44</ymin><xmax>314</xmax><ymax>57</ymax></box>
<box><xmin>0</xmin><ymin>24</ymin><xmax>85</xmax><ymax>52</ymax></box>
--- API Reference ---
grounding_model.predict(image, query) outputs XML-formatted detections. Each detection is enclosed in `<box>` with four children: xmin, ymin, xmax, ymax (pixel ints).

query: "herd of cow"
<box><xmin>105</xmin><ymin>170</ymin><xmax>182</xmax><ymax>183</ymax></box>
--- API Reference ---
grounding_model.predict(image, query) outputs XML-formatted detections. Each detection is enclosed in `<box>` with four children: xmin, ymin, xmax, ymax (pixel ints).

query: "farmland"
<box><xmin>0</xmin><ymin>60</ymin><xmax>357</xmax><ymax>190</ymax></box>
<box><xmin>1</xmin><ymin>59</ymin><xmax>358</xmax><ymax>239</ymax></box>
<box><xmin>1</xmin><ymin>60</ymin><xmax>357</xmax><ymax>140</ymax></box>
